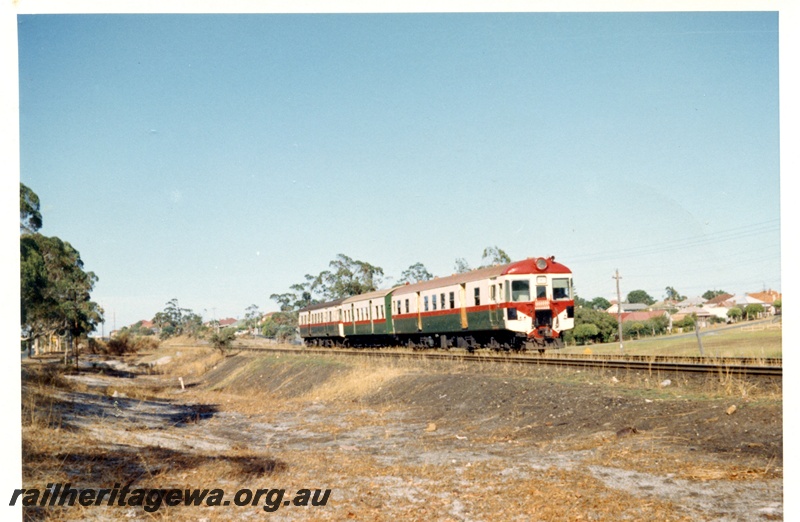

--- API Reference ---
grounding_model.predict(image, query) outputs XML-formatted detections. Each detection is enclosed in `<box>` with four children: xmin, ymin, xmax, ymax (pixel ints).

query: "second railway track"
<box><xmin>232</xmin><ymin>344</ymin><xmax>782</xmax><ymax>378</ymax></box>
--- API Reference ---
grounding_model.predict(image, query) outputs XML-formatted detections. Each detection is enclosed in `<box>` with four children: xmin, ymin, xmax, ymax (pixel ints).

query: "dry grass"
<box><xmin>300</xmin><ymin>362</ymin><xmax>408</xmax><ymax>403</ymax></box>
<box><xmin>19</xmin><ymin>344</ymin><xmax>782</xmax><ymax>521</ymax></box>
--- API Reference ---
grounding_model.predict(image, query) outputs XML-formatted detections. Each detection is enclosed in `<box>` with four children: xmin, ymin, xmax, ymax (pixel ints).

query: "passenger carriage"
<box><xmin>298</xmin><ymin>256</ymin><xmax>574</xmax><ymax>352</ymax></box>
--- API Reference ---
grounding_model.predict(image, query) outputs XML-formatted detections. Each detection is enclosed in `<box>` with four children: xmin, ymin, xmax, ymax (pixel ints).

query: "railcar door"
<box><xmin>416</xmin><ymin>292</ymin><xmax>422</xmax><ymax>331</ymax></box>
<box><xmin>459</xmin><ymin>283</ymin><xmax>468</xmax><ymax>329</ymax></box>
<box><xmin>369</xmin><ymin>299</ymin><xmax>375</xmax><ymax>334</ymax></box>
<box><xmin>489</xmin><ymin>281</ymin><xmax>499</xmax><ymax>328</ymax></box>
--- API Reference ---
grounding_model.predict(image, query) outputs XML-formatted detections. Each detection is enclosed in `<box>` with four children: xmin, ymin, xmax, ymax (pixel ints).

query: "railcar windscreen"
<box><xmin>552</xmin><ymin>278</ymin><xmax>573</xmax><ymax>300</ymax></box>
<box><xmin>511</xmin><ymin>280</ymin><xmax>530</xmax><ymax>302</ymax></box>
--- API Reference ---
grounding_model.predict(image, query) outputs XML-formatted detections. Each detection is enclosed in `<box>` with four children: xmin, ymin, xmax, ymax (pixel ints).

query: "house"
<box><xmin>729</xmin><ymin>294</ymin><xmax>771</xmax><ymax>317</ymax></box>
<box><xmin>671</xmin><ymin>306</ymin><xmax>714</xmax><ymax>328</ymax></box>
<box><xmin>704</xmin><ymin>305</ymin><xmax>732</xmax><ymax>322</ymax></box>
<box><xmin>675</xmin><ymin>296</ymin><xmax>706</xmax><ymax>309</ymax></box>
<box><xmin>748</xmin><ymin>289</ymin><xmax>781</xmax><ymax>305</ymax></box>
<box><xmin>704</xmin><ymin>293</ymin><xmax>735</xmax><ymax>306</ymax></box>
<box><xmin>619</xmin><ymin>310</ymin><xmax>670</xmax><ymax>323</ymax></box>
<box><xmin>258</xmin><ymin>312</ymin><xmax>277</xmax><ymax>325</ymax></box>
<box><xmin>747</xmin><ymin>290</ymin><xmax>781</xmax><ymax>315</ymax></box>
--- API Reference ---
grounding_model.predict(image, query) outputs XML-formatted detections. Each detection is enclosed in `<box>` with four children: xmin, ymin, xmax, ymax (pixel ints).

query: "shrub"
<box><xmin>572</xmin><ymin>323</ymin><xmax>600</xmax><ymax>345</ymax></box>
<box><xmin>727</xmin><ymin>306</ymin><xmax>743</xmax><ymax>322</ymax></box>
<box><xmin>209</xmin><ymin>328</ymin><xmax>236</xmax><ymax>355</ymax></box>
<box><xmin>744</xmin><ymin>303</ymin><xmax>764</xmax><ymax>320</ymax></box>
<box><xmin>101</xmin><ymin>332</ymin><xmax>160</xmax><ymax>355</ymax></box>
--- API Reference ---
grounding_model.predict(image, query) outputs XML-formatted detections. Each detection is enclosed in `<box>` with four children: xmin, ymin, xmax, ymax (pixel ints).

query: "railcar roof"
<box><xmin>298</xmin><ymin>257</ymin><xmax>571</xmax><ymax>310</ymax></box>
<box><xmin>392</xmin><ymin>257</ymin><xmax>571</xmax><ymax>296</ymax></box>
<box><xmin>342</xmin><ymin>287</ymin><xmax>401</xmax><ymax>304</ymax></box>
<box><xmin>298</xmin><ymin>297</ymin><xmax>348</xmax><ymax>312</ymax></box>
<box><xmin>392</xmin><ymin>264</ymin><xmax>509</xmax><ymax>296</ymax></box>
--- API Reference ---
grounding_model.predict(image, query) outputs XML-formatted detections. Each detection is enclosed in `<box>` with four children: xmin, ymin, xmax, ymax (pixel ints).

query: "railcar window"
<box><xmin>553</xmin><ymin>278</ymin><xmax>572</xmax><ymax>300</ymax></box>
<box><xmin>537</xmin><ymin>285</ymin><xmax>547</xmax><ymax>299</ymax></box>
<box><xmin>405</xmin><ymin>299</ymin><xmax>410</xmax><ymax>314</ymax></box>
<box><xmin>449</xmin><ymin>292</ymin><xmax>455</xmax><ymax>309</ymax></box>
<box><xmin>424</xmin><ymin>296</ymin><xmax>429</xmax><ymax>312</ymax></box>
<box><xmin>432</xmin><ymin>296</ymin><xmax>437</xmax><ymax>311</ymax></box>
<box><xmin>511</xmin><ymin>280</ymin><xmax>530</xmax><ymax>302</ymax></box>
<box><xmin>491</xmin><ymin>285</ymin><xmax>496</xmax><ymax>301</ymax></box>
<box><xmin>474</xmin><ymin>288</ymin><xmax>481</xmax><ymax>306</ymax></box>
<box><xmin>440</xmin><ymin>293</ymin><xmax>445</xmax><ymax>309</ymax></box>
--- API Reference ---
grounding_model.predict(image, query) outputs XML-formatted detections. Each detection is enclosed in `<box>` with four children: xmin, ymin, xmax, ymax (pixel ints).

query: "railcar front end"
<box><xmin>498</xmin><ymin>257</ymin><xmax>574</xmax><ymax>349</ymax></box>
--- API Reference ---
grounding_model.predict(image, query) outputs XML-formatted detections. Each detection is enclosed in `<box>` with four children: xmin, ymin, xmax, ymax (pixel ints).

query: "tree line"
<box><xmin>20</xmin><ymin>183</ymin><xmax>103</xmax><ymax>362</ymax></box>
<box><xmin>113</xmin><ymin>248</ymin><xmax>513</xmax><ymax>348</ymax></box>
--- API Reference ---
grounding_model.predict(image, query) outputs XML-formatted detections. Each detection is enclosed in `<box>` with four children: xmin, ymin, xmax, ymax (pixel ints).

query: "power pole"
<box><xmin>694</xmin><ymin>315</ymin><xmax>705</xmax><ymax>357</ymax></box>
<box><xmin>613</xmin><ymin>269</ymin><xmax>624</xmax><ymax>354</ymax></box>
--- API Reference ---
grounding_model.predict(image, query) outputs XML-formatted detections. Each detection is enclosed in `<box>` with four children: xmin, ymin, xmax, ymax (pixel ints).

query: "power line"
<box><xmin>568</xmin><ymin>219</ymin><xmax>780</xmax><ymax>263</ymax></box>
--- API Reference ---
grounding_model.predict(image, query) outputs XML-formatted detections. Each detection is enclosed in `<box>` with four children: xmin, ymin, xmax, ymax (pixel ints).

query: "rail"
<box><xmin>233</xmin><ymin>345</ymin><xmax>782</xmax><ymax>378</ymax></box>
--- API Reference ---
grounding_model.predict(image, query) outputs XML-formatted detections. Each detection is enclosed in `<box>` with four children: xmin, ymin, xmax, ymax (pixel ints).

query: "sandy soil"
<box><xmin>20</xmin><ymin>347</ymin><xmax>782</xmax><ymax>521</ymax></box>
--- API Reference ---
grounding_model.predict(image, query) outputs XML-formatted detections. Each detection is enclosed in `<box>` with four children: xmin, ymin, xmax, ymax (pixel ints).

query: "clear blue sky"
<box><xmin>14</xmin><ymin>10</ymin><xmax>784</xmax><ymax>329</ymax></box>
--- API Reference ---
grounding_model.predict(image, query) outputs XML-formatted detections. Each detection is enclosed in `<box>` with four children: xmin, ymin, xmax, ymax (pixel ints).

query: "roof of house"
<box><xmin>731</xmin><ymin>294</ymin><xmax>767</xmax><ymax>305</ymax></box>
<box><xmin>705</xmin><ymin>293</ymin><xmax>734</xmax><ymax>305</ymax></box>
<box><xmin>674</xmin><ymin>306</ymin><xmax>713</xmax><ymax>317</ymax></box>
<box><xmin>607</xmin><ymin>303</ymin><xmax>649</xmax><ymax>313</ymax></box>
<box><xmin>676</xmin><ymin>296</ymin><xmax>706</xmax><ymax>308</ymax></box>
<box><xmin>620</xmin><ymin>310</ymin><xmax>668</xmax><ymax>323</ymax></box>
<box><xmin>747</xmin><ymin>290</ymin><xmax>781</xmax><ymax>304</ymax></box>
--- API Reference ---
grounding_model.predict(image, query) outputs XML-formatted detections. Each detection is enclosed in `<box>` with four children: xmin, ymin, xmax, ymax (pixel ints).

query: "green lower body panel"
<box><xmin>393</xmin><ymin>310</ymin><xmax>501</xmax><ymax>334</ymax></box>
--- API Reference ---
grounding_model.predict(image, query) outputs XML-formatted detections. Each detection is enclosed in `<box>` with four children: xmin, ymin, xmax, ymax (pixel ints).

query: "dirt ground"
<box><xmin>20</xmin><ymin>344</ymin><xmax>783</xmax><ymax>521</ymax></box>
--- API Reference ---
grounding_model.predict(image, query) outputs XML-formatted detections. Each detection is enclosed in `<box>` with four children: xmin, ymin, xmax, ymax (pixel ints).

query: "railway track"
<box><xmin>234</xmin><ymin>344</ymin><xmax>782</xmax><ymax>378</ymax></box>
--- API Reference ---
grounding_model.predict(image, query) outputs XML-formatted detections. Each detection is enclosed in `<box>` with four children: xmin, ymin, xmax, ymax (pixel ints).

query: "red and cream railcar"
<box><xmin>298</xmin><ymin>256</ymin><xmax>574</xmax><ymax>351</ymax></box>
<box><xmin>392</xmin><ymin>256</ymin><xmax>574</xmax><ymax>350</ymax></box>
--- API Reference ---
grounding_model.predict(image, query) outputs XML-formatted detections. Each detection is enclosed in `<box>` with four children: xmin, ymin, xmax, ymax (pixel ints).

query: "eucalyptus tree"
<box><xmin>21</xmin><ymin>234</ymin><xmax>103</xmax><ymax>361</ymax></box>
<box><xmin>454</xmin><ymin>258</ymin><xmax>471</xmax><ymax>274</ymax></box>
<box><xmin>664</xmin><ymin>286</ymin><xmax>685</xmax><ymax>301</ymax></box>
<box><xmin>20</xmin><ymin>183</ymin><xmax>103</xmax><ymax>361</ymax></box>
<box><xmin>154</xmin><ymin>298</ymin><xmax>202</xmax><ymax>338</ymax></box>
<box><xmin>20</xmin><ymin>182</ymin><xmax>42</xmax><ymax>234</ymax></box>
<box><xmin>244</xmin><ymin>304</ymin><xmax>261</xmax><ymax>334</ymax></box>
<box><xmin>309</xmin><ymin>254</ymin><xmax>384</xmax><ymax>300</ymax></box>
<box><xmin>398</xmin><ymin>262</ymin><xmax>434</xmax><ymax>284</ymax></box>
<box><xmin>480</xmin><ymin>246</ymin><xmax>511</xmax><ymax>267</ymax></box>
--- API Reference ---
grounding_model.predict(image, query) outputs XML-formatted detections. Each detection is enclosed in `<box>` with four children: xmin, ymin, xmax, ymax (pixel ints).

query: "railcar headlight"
<box><xmin>535</xmin><ymin>257</ymin><xmax>548</xmax><ymax>270</ymax></box>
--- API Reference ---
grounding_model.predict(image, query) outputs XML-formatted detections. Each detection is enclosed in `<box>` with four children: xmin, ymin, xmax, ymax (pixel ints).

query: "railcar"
<box><xmin>298</xmin><ymin>256</ymin><xmax>574</xmax><ymax>352</ymax></box>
